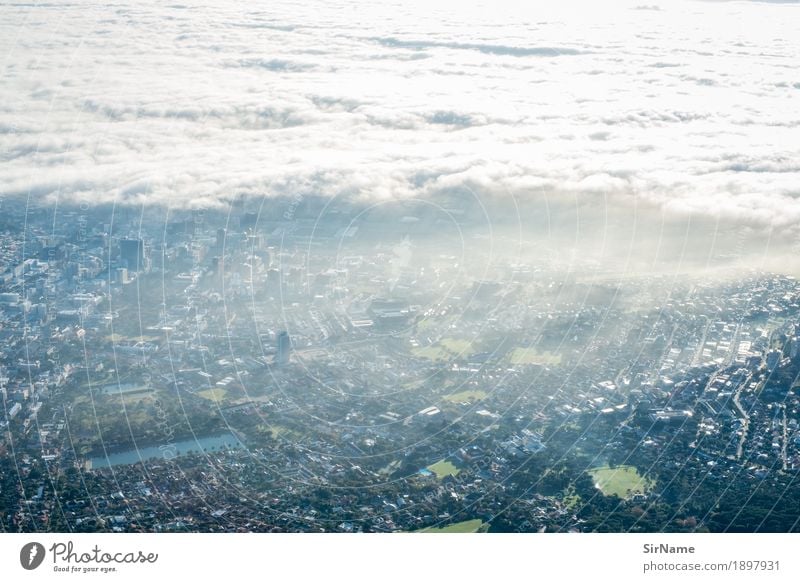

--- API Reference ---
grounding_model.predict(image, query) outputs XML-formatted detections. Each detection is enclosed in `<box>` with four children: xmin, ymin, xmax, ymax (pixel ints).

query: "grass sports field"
<box><xmin>589</xmin><ymin>465</ymin><xmax>653</xmax><ymax>498</ymax></box>
<box><xmin>418</xmin><ymin>519</ymin><xmax>485</xmax><ymax>533</ymax></box>
<box><xmin>443</xmin><ymin>389</ymin><xmax>487</xmax><ymax>404</ymax></box>
<box><xmin>197</xmin><ymin>388</ymin><xmax>228</xmax><ymax>402</ymax></box>
<box><xmin>508</xmin><ymin>347</ymin><xmax>562</xmax><ymax>366</ymax></box>
<box><xmin>413</xmin><ymin>338</ymin><xmax>474</xmax><ymax>361</ymax></box>
<box><xmin>427</xmin><ymin>459</ymin><xmax>460</xmax><ymax>479</ymax></box>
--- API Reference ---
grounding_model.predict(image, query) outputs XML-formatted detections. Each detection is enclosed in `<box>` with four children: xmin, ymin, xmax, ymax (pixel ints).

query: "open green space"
<box><xmin>266</xmin><ymin>424</ymin><xmax>293</xmax><ymax>438</ymax></box>
<box><xmin>412</xmin><ymin>345</ymin><xmax>449</xmax><ymax>361</ymax></box>
<box><xmin>440</xmin><ymin>338</ymin><xmax>473</xmax><ymax>353</ymax></box>
<box><xmin>117</xmin><ymin>392</ymin><xmax>154</xmax><ymax>404</ymax></box>
<box><xmin>589</xmin><ymin>465</ymin><xmax>654</xmax><ymax>498</ymax></box>
<box><xmin>561</xmin><ymin>484</ymin><xmax>581</xmax><ymax>510</ymax></box>
<box><xmin>416</xmin><ymin>317</ymin><xmax>438</xmax><ymax>331</ymax></box>
<box><xmin>197</xmin><ymin>388</ymin><xmax>228</xmax><ymax>402</ymax></box>
<box><xmin>418</xmin><ymin>519</ymin><xmax>485</xmax><ymax>533</ymax></box>
<box><xmin>508</xmin><ymin>347</ymin><xmax>562</xmax><ymax>366</ymax></box>
<box><xmin>416</xmin><ymin>315</ymin><xmax>456</xmax><ymax>332</ymax></box>
<box><xmin>412</xmin><ymin>338</ymin><xmax>475</xmax><ymax>361</ymax></box>
<box><xmin>255</xmin><ymin>423</ymin><xmax>300</xmax><ymax>441</ymax></box>
<box><xmin>378</xmin><ymin>459</ymin><xmax>402</xmax><ymax>476</ymax></box>
<box><xmin>443</xmin><ymin>389</ymin><xmax>487</xmax><ymax>404</ymax></box>
<box><xmin>67</xmin><ymin>387</ymin><xmax>222</xmax><ymax>450</ymax></box>
<box><xmin>427</xmin><ymin>459</ymin><xmax>460</xmax><ymax>479</ymax></box>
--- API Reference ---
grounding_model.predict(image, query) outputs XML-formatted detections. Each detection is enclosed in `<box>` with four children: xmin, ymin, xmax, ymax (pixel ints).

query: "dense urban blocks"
<box><xmin>2</xmin><ymin>201</ymin><xmax>800</xmax><ymax>533</ymax></box>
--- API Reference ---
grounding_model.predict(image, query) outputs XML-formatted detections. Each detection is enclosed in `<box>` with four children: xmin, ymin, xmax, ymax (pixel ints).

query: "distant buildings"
<box><xmin>4</xmin><ymin>198</ymin><xmax>800</xmax><ymax>533</ymax></box>
<box><xmin>240</xmin><ymin>212</ymin><xmax>258</xmax><ymax>232</ymax></box>
<box><xmin>368</xmin><ymin>298</ymin><xmax>412</xmax><ymax>329</ymax></box>
<box><xmin>0</xmin><ymin>292</ymin><xmax>20</xmax><ymax>305</ymax></box>
<box><xmin>276</xmin><ymin>331</ymin><xmax>291</xmax><ymax>365</ymax></box>
<box><xmin>766</xmin><ymin>349</ymin><xmax>782</xmax><ymax>372</ymax></box>
<box><xmin>120</xmin><ymin>238</ymin><xmax>147</xmax><ymax>272</ymax></box>
<box><xmin>115</xmin><ymin>267</ymin><xmax>130</xmax><ymax>285</ymax></box>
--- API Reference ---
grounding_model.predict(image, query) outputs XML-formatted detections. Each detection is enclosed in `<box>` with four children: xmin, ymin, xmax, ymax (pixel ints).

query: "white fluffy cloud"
<box><xmin>1</xmin><ymin>0</ymin><xmax>799</xmax><ymax>227</ymax></box>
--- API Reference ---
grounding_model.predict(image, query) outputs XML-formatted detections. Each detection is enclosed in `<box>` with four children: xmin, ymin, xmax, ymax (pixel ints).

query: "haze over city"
<box><xmin>2</xmin><ymin>0</ymin><xmax>800</xmax><ymax>534</ymax></box>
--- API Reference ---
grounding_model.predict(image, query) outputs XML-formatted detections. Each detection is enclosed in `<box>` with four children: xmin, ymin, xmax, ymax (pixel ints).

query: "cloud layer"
<box><xmin>1</xmin><ymin>0</ymin><xmax>799</xmax><ymax>228</ymax></box>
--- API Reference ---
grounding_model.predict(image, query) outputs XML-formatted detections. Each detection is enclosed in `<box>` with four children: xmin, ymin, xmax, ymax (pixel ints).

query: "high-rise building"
<box><xmin>120</xmin><ymin>238</ymin><xmax>146</xmax><ymax>272</ymax></box>
<box><xmin>240</xmin><ymin>212</ymin><xmax>258</xmax><ymax>232</ymax></box>
<box><xmin>115</xmin><ymin>267</ymin><xmax>129</xmax><ymax>285</ymax></box>
<box><xmin>246</xmin><ymin>233</ymin><xmax>263</xmax><ymax>251</ymax></box>
<box><xmin>766</xmin><ymin>349</ymin><xmax>782</xmax><ymax>372</ymax></box>
<box><xmin>276</xmin><ymin>331</ymin><xmax>291</xmax><ymax>365</ymax></box>
<box><xmin>266</xmin><ymin>268</ymin><xmax>281</xmax><ymax>294</ymax></box>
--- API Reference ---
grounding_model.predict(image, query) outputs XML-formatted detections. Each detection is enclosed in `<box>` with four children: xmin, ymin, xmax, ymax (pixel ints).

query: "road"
<box><xmin>692</xmin><ymin>316</ymin><xmax>712</xmax><ymax>366</ymax></box>
<box><xmin>731</xmin><ymin>376</ymin><xmax>750</xmax><ymax>460</ymax></box>
<box><xmin>781</xmin><ymin>405</ymin><xmax>788</xmax><ymax>471</ymax></box>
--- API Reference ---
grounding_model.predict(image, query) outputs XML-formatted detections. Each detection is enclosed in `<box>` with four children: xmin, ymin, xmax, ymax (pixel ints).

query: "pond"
<box><xmin>89</xmin><ymin>432</ymin><xmax>243</xmax><ymax>469</ymax></box>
